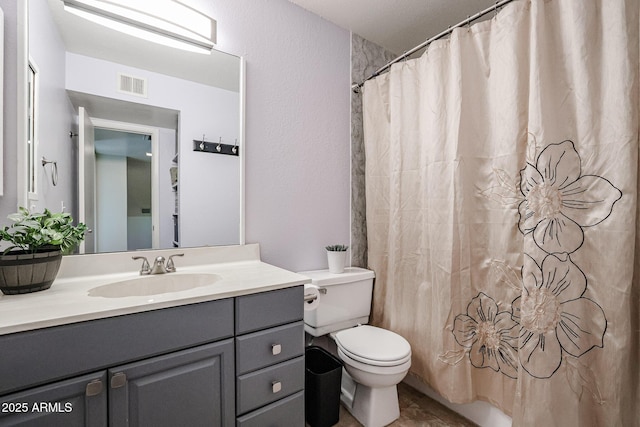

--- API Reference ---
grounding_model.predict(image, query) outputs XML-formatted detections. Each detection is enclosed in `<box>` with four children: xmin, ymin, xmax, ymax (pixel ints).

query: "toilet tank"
<box><xmin>299</xmin><ymin>267</ymin><xmax>375</xmax><ymax>337</ymax></box>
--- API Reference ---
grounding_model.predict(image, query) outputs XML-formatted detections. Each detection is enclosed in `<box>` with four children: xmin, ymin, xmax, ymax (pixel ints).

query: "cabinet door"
<box><xmin>0</xmin><ymin>371</ymin><xmax>107</xmax><ymax>427</ymax></box>
<box><xmin>108</xmin><ymin>340</ymin><xmax>234</xmax><ymax>427</ymax></box>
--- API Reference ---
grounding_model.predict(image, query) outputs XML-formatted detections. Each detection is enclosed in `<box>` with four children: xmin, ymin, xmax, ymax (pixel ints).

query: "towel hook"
<box><xmin>200</xmin><ymin>134</ymin><xmax>206</xmax><ymax>150</ymax></box>
<box><xmin>232</xmin><ymin>139</ymin><xmax>238</xmax><ymax>154</ymax></box>
<box><xmin>41</xmin><ymin>157</ymin><xmax>58</xmax><ymax>186</ymax></box>
<box><xmin>216</xmin><ymin>137</ymin><xmax>222</xmax><ymax>153</ymax></box>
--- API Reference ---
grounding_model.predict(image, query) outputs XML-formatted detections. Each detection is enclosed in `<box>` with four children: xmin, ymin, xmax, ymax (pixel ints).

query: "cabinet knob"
<box><xmin>271</xmin><ymin>344</ymin><xmax>282</xmax><ymax>355</ymax></box>
<box><xmin>272</xmin><ymin>381</ymin><xmax>282</xmax><ymax>394</ymax></box>
<box><xmin>111</xmin><ymin>372</ymin><xmax>127</xmax><ymax>389</ymax></box>
<box><xmin>85</xmin><ymin>379</ymin><xmax>103</xmax><ymax>397</ymax></box>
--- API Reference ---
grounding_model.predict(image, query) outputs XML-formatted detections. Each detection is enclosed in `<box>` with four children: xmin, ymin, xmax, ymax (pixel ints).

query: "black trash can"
<box><xmin>305</xmin><ymin>346</ymin><xmax>343</xmax><ymax>427</ymax></box>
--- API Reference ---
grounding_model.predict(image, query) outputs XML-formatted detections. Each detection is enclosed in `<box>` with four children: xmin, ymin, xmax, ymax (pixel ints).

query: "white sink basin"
<box><xmin>88</xmin><ymin>273</ymin><xmax>222</xmax><ymax>298</ymax></box>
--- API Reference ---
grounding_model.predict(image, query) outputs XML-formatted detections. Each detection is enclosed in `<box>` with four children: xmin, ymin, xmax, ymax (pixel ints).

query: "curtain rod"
<box><xmin>351</xmin><ymin>0</ymin><xmax>516</xmax><ymax>93</ymax></box>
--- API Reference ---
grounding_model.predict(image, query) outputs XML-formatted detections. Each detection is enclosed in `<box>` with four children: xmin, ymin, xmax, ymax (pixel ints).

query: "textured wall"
<box><xmin>199</xmin><ymin>0</ymin><xmax>352</xmax><ymax>272</ymax></box>
<box><xmin>350</xmin><ymin>34</ymin><xmax>396</xmax><ymax>268</ymax></box>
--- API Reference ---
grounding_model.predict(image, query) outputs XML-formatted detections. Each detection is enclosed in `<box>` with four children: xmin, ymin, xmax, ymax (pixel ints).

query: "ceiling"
<box><xmin>47</xmin><ymin>0</ymin><xmax>501</xmax><ymax>88</ymax></box>
<box><xmin>287</xmin><ymin>0</ymin><xmax>500</xmax><ymax>55</ymax></box>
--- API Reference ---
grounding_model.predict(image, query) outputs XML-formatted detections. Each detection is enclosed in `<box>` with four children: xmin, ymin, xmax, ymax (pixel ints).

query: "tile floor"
<box><xmin>334</xmin><ymin>382</ymin><xmax>478</xmax><ymax>427</ymax></box>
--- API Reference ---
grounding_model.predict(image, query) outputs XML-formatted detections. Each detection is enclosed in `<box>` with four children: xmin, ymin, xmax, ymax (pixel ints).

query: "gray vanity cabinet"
<box><xmin>0</xmin><ymin>342</ymin><xmax>234</xmax><ymax>427</ymax></box>
<box><xmin>0</xmin><ymin>298</ymin><xmax>235</xmax><ymax>427</ymax></box>
<box><xmin>235</xmin><ymin>286</ymin><xmax>305</xmax><ymax>426</ymax></box>
<box><xmin>0</xmin><ymin>285</ymin><xmax>305</xmax><ymax>427</ymax></box>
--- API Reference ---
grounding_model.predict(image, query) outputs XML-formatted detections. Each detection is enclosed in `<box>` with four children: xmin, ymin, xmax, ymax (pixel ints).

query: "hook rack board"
<box><xmin>193</xmin><ymin>139</ymin><xmax>239</xmax><ymax>157</ymax></box>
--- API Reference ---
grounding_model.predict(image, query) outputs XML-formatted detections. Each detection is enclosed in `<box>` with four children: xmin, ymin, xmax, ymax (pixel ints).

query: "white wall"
<box><xmin>27</xmin><ymin>0</ymin><xmax>76</xmax><ymax>214</ymax></box>
<box><xmin>175</xmin><ymin>80</ymin><xmax>240</xmax><ymax>248</ymax></box>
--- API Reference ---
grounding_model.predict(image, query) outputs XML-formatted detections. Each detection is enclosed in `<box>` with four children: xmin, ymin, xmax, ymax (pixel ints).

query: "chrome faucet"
<box><xmin>132</xmin><ymin>253</ymin><xmax>184</xmax><ymax>275</ymax></box>
<box><xmin>150</xmin><ymin>256</ymin><xmax>168</xmax><ymax>274</ymax></box>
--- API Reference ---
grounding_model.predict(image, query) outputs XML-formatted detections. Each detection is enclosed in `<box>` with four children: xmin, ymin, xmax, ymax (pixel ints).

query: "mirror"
<box><xmin>19</xmin><ymin>0</ymin><xmax>244</xmax><ymax>253</ymax></box>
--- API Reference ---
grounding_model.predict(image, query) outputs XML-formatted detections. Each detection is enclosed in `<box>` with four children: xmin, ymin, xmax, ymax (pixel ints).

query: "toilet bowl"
<box><xmin>300</xmin><ymin>268</ymin><xmax>412</xmax><ymax>427</ymax></box>
<box><xmin>333</xmin><ymin>325</ymin><xmax>411</xmax><ymax>427</ymax></box>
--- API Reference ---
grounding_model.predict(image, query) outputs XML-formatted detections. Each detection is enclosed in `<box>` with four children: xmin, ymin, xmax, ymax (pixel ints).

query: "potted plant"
<box><xmin>0</xmin><ymin>208</ymin><xmax>87</xmax><ymax>295</ymax></box>
<box><xmin>325</xmin><ymin>244</ymin><xmax>348</xmax><ymax>274</ymax></box>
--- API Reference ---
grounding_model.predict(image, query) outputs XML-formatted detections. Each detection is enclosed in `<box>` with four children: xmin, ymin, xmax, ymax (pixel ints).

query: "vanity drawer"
<box><xmin>236</xmin><ymin>356</ymin><xmax>304</xmax><ymax>415</ymax></box>
<box><xmin>236</xmin><ymin>321</ymin><xmax>304</xmax><ymax>375</ymax></box>
<box><xmin>235</xmin><ymin>286</ymin><xmax>303</xmax><ymax>334</ymax></box>
<box><xmin>236</xmin><ymin>391</ymin><xmax>304</xmax><ymax>427</ymax></box>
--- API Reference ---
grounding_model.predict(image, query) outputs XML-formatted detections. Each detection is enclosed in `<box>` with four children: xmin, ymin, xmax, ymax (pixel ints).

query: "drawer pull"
<box><xmin>272</xmin><ymin>344</ymin><xmax>282</xmax><ymax>355</ymax></box>
<box><xmin>272</xmin><ymin>381</ymin><xmax>282</xmax><ymax>394</ymax></box>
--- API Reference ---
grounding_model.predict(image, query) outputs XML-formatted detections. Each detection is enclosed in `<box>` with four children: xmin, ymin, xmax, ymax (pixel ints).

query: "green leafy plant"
<box><xmin>325</xmin><ymin>244</ymin><xmax>349</xmax><ymax>252</ymax></box>
<box><xmin>0</xmin><ymin>207</ymin><xmax>87</xmax><ymax>255</ymax></box>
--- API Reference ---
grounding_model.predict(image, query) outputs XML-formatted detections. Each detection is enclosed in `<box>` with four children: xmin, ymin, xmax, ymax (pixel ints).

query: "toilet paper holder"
<box><xmin>304</xmin><ymin>286</ymin><xmax>326</xmax><ymax>302</ymax></box>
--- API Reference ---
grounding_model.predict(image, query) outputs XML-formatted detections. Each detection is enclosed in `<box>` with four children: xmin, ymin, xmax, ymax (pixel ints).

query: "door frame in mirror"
<box><xmin>81</xmin><ymin>117</ymin><xmax>161</xmax><ymax>254</ymax></box>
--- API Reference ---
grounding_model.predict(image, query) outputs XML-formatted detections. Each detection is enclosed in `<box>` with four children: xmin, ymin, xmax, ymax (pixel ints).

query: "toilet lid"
<box><xmin>334</xmin><ymin>325</ymin><xmax>411</xmax><ymax>365</ymax></box>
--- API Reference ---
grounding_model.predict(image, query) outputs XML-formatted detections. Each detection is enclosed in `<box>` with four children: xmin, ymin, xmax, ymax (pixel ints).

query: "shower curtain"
<box><xmin>362</xmin><ymin>0</ymin><xmax>639</xmax><ymax>425</ymax></box>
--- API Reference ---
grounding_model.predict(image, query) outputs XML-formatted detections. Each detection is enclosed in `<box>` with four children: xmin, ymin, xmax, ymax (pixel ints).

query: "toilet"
<box><xmin>300</xmin><ymin>267</ymin><xmax>411</xmax><ymax>427</ymax></box>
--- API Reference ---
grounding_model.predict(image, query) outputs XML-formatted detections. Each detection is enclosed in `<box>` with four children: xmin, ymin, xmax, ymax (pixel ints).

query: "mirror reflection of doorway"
<box><xmin>78</xmin><ymin>107</ymin><xmax>176</xmax><ymax>255</ymax></box>
<box><xmin>94</xmin><ymin>129</ymin><xmax>154</xmax><ymax>253</ymax></box>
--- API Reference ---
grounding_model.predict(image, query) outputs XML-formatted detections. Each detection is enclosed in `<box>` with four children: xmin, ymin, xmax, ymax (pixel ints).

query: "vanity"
<box><xmin>0</xmin><ymin>244</ymin><xmax>307</xmax><ymax>427</ymax></box>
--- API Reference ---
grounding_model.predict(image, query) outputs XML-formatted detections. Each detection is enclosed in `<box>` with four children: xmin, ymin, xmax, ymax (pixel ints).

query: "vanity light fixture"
<box><xmin>62</xmin><ymin>0</ymin><xmax>216</xmax><ymax>54</ymax></box>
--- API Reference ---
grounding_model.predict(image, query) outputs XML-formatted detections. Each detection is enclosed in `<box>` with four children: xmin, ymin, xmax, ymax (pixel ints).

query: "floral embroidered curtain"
<box><xmin>362</xmin><ymin>0</ymin><xmax>639</xmax><ymax>425</ymax></box>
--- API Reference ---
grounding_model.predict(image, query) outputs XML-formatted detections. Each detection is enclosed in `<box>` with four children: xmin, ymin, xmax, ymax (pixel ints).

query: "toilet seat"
<box><xmin>337</xmin><ymin>347</ymin><xmax>412</xmax><ymax>376</ymax></box>
<box><xmin>334</xmin><ymin>325</ymin><xmax>411</xmax><ymax>367</ymax></box>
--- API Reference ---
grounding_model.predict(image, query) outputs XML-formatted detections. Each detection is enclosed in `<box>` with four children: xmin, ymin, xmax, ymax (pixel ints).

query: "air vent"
<box><xmin>117</xmin><ymin>73</ymin><xmax>147</xmax><ymax>98</ymax></box>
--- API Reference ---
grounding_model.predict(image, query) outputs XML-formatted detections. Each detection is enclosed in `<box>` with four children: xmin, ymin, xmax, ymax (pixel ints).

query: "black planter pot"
<box><xmin>0</xmin><ymin>247</ymin><xmax>63</xmax><ymax>295</ymax></box>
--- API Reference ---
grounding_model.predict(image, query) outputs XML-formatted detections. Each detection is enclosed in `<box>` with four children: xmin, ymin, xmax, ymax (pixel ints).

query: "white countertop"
<box><xmin>0</xmin><ymin>244</ymin><xmax>309</xmax><ymax>335</ymax></box>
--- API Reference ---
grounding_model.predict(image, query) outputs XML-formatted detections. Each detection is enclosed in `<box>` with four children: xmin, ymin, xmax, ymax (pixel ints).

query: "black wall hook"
<box><xmin>193</xmin><ymin>139</ymin><xmax>239</xmax><ymax>156</ymax></box>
